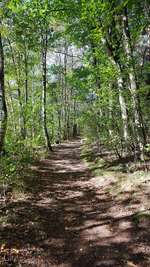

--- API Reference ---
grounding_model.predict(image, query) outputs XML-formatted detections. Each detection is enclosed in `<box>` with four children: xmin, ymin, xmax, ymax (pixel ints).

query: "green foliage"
<box><xmin>0</xmin><ymin>147</ymin><xmax>32</xmax><ymax>191</ymax></box>
<box><xmin>0</xmin><ymin>0</ymin><xmax>150</xmax><ymax>194</ymax></box>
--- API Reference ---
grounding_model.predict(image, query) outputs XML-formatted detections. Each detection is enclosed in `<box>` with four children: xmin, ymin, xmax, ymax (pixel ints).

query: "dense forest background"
<box><xmin>0</xmin><ymin>0</ymin><xmax>150</xmax><ymax>182</ymax></box>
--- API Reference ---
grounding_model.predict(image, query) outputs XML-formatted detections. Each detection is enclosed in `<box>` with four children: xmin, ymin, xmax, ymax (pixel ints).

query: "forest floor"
<box><xmin>0</xmin><ymin>140</ymin><xmax>150</xmax><ymax>267</ymax></box>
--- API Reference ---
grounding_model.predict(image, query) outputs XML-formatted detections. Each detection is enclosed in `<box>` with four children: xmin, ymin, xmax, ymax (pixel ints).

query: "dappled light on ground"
<box><xmin>0</xmin><ymin>141</ymin><xmax>150</xmax><ymax>266</ymax></box>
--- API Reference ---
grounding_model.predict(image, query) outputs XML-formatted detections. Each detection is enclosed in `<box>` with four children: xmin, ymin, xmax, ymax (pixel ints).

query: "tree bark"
<box><xmin>41</xmin><ymin>31</ymin><xmax>53</xmax><ymax>151</ymax></box>
<box><xmin>63</xmin><ymin>44</ymin><xmax>68</xmax><ymax>140</ymax></box>
<box><xmin>103</xmin><ymin>32</ymin><xmax>130</xmax><ymax>145</ymax></box>
<box><xmin>122</xmin><ymin>8</ymin><xmax>146</xmax><ymax>159</ymax></box>
<box><xmin>0</xmin><ymin>33</ymin><xmax>7</xmax><ymax>155</ymax></box>
<box><xmin>8</xmin><ymin>38</ymin><xmax>26</xmax><ymax>139</ymax></box>
<box><xmin>117</xmin><ymin>64</ymin><xmax>129</xmax><ymax>143</ymax></box>
<box><xmin>24</xmin><ymin>45</ymin><xmax>28</xmax><ymax>105</ymax></box>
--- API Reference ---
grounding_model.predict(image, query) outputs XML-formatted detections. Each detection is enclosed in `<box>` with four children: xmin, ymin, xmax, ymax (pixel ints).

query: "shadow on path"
<box><xmin>0</xmin><ymin>140</ymin><xmax>150</xmax><ymax>266</ymax></box>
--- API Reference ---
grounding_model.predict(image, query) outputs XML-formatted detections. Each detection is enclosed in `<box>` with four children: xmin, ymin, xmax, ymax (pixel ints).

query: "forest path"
<box><xmin>0</xmin><ymin>140</ymin><xmax>150</xmax><ymax>267</ymax></box>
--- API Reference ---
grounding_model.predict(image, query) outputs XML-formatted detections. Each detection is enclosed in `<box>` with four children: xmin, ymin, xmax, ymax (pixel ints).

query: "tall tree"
<box><xmin>41</xmin><ymin>28</ymin><xmax>53</xmax><ymax>151</ymax></box>
<box><xmin>0</xmin><ymin>32</ymin><xmax>7</xmax><ymax>154</ymax></box>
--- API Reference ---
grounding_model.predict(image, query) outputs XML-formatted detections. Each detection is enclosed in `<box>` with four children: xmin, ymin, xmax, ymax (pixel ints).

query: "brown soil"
<box><xmin>0</xmin><ymin>140</ymin><xmax>150</xmax><ymax>267</ymax></box>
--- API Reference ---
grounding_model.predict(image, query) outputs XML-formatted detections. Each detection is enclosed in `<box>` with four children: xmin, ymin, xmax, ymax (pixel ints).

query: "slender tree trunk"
<box><xmin>122</xmin><ymin>8</ymin><xmax>146</xmax><ymax>159</ymax></box>
<box><xmin>0</xmin><ymin>33</ymin><xmax>7</xmax><ymax>155</ymax></box>
<box><xmin>31</xmin><ymin>74</ymin><xmax>35</xmax><ymax>140</ymax></box>
<box><xmin>61</xmin><ymin>63</ymin><xmax>65</xmax><ymax>139</ymax></box>
<box><xmin>63</xmin><ymin>44</ymin><xmax>68</xmax><ymax>140</ymax></box>
<box><xmin>57</xmin><ymin>109</ymin><xmax>62</xmax><ymax>142</ymax></box>
<box><xmin>111</xmin><ymin>58</ymin><xmax>129</xmax><ymax>144</ymax></box>
<box><xmin>108</xmin><ymin>86</ymin><xmax>113</xmax><ymax>138</ymax></box>
<box><xmin>117</xmin><ymin>66</ymin><xmax>129</xmax><ymax>143</ymax></box>
<box><xmin>41</xmin><ymin>32</ymin><xmax>52</xmax><ymax>151</ymax></box>
<box><xmin>91</xmin><ymin>42</ymin><xmax>103</xmax><ymax>147</ymax></box>
<box><xmin>57</xmin><ymin>55</ymin><xmax>62</xmax><ymax>142</ymax></box>
<box><xmin>8</xmin><ymin>39</ymin><xmax>26</xmax><ymax>139</ymax></box>
<box><xmin>24</xmin><ymin>46</ymin><xmax>28</xmax><ymax>105</ymax></box>
<box><xmin>70</xmin><ymin>51</ymin><xmax>77</xmax><ymax>138</ymax></box>
<box><xmin>7</xmin><ymin>81</ymin><xmax>17</xmax><ymax>135</ymax></box>
<box><xmin>104</xmin><ymin>36</ymin><xmax>129</xmax><ymax>146</ymax></box>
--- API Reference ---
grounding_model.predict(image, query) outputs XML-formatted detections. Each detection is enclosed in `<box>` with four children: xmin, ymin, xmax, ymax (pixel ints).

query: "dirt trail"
<box><xmin>0</xmin><ymin>140</ymin><xmax>150</xmax><ymax>267</ymax></box>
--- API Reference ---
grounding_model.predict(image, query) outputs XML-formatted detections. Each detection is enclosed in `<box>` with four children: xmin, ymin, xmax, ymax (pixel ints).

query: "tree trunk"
<box><xmin>24</xmin><ymin>46</ymin><xmax>28</xmax><ymax>105</ymax></box>
<box><xmin>63</xmin><ymin>44</ymin><xmax>68</xmax><ymax>140</ymax></box>
<box><xmin>111</xmin><ymin>58</ymin><xmax>129</xmax><ymax>144</ymax></box>
<box><xmin>8</xmin><ymin>38</ymin><xmax>26</xmax><ymax>139</ymax></box>
<box><xmin>108</xmin><ymin>86</ymin><xmax>113</xmax><ymax>138</ymax></box>
<box><xmin>7</xmin><ymin>81</ymin><xmax>17</xmax><ymax>135</ymax></box>
<box><xmin>122</xmin><ymin>8</ymin><xmax>146</xmax><ymax>160</ymax></box>
<box><xmin>41</xmin><ymin>32</ymin><xmax>52</xmax><ymax>151</ymax></box>
<box><xmin>0</xmin><ymin>33</ymin><xmax>7</xmax><ymax>155</ymax></box>
<box><xmin>117</xmin><ymin>66</ymin><xmax>129</xmax><ymax>143</ymax></box>
<box><xmin>104</xmin><ymin>36</ymin><xmax>129</xmax><ymax>146</ymax></box>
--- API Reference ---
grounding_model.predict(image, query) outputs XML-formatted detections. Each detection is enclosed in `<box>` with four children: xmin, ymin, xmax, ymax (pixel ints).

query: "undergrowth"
<box><xmin>0</xmin><ymin>140</ymin><xmax>48</xmax><ymax>198</ymax></box>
